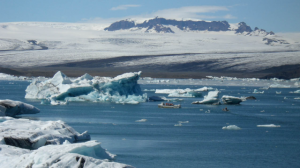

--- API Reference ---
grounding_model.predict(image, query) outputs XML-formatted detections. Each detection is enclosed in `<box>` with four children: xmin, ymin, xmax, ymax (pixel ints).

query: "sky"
<box><xmin>1</xmin><ymin>0</ymin><xmax>300</xmax><ymax>32</ymax></box>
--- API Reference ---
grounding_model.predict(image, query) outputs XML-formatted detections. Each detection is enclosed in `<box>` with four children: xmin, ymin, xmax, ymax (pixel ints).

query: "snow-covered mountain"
<box><xmin>104</xmin><ymin>17</ymin><xmax>274</xmax><ymax>36</ymax></box>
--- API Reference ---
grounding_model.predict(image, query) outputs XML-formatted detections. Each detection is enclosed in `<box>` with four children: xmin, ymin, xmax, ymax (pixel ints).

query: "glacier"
<box><xmin>25</xmin><ymin>71</ymin><xmax>147</xmax><ymax>104</ymax></box>
<box><xmin>0</xmin><ymin>99</ymin><xmax>40</xmax><ymax>117</ymax></box>
<box><xmin>192</xmin><ymin>91</ymin><xmax>220</xmax><ymax>104</ymax></box>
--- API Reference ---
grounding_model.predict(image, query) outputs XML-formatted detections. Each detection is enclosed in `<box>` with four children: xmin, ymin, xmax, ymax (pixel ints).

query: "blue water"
<box><xmin>1</xmin><ymin>81</ymin><xmax>300</xmax><ymax>168</ymax></box>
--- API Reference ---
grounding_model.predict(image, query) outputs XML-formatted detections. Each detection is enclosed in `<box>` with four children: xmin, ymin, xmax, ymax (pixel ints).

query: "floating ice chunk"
<box><xmin>174</xmin><ymin>123</ymin><xmax>182</xmax><ymax>126</ymax></box>
<box><xmin>222</xmin><ymin>125</ymin><xmax>241</xmax><ymax>130</ymax></box>
<box><xmin>192</xmin><ymin>91</ymin><xmax>219</xmax><ymax>104</ymax></box>
<box><xmin>253</xmin><ymin>89</ymin><xmax>264</xmax><ymax>94</ymax></box>
<box><xmin>276</xmin><ymin>91</ymin><xmax>281</xmax><ymax>94</ymax></box>
<box><xmin>143</xmin><ymin>89</ymin><xmax>155</xmax><ymax>92</ymax></box>
<box><xmin>257</xmin><ymin>124</ymin><xmax>280</xmax><ymax>127</ymax></box>
<box><xmin>178</xmin><ymin>121</ymin><xmax>189</xmax><ymax>124</ymax></box>
<box><xmin>135</xmin><ymin>119</ymin><xmax>147</xmax><ymax>122</ymax></box>
<box><xmin>25</xmin><ymin>71</ymin><xmax>147</xmax><ymax>104</ymax></box>
<box><xmin>294</xmin><ymin>97</ymin><xmax>300</xmax><ymax>99</ymax></box>
<box><xmin>290</xmin><ymin>90</ymin><xmax>300</xmax><ymax>93</ymax></box>
<box><xmin>0</xmin><ymin>118</ymin><xmax>90</xmax><ymax>149</ymax></box>
<box><xmin>269</xmin><ymin>84</ymin><xmax>290</xmax><ymax>88</ymax></box>
<box><xmin>0</xmin><ymin>99</ymin><xmax>40</xmax><ymax>117</ymax></box>
<box><xmin>221</xmin><ymin>95</ymin><xmax>245</xmax><ymax>104</ymax></box>
<box><xmin>155</xmin><ymin>87</ymin><xmax>211</xmax><ymax>97</ymax></box>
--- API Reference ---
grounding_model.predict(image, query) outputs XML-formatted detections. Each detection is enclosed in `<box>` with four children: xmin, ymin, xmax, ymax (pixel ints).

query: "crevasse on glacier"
<box><xmin>25</xmin><ymin>71</ymin><xmax>147</xmax><ymax>104</ymax></box>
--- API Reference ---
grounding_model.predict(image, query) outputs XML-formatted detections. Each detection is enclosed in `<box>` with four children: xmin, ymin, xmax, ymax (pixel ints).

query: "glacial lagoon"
<box><xmin>1</xmin><ymin>79</ymin><xmax>300</xmax><ymax>168</ymax></box>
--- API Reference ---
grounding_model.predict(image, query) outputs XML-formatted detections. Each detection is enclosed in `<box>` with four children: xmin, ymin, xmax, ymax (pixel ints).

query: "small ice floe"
<box><xmin>199</xmin><ymin>109</ymin><xmax>203</xmax><ymax>111</ymax></box>
<box><xmin>290</xmin><ymin>90</ymin><xmax>300</xmax><ymax>93</ymax></box>
<box><xmin>253</xmin><ymin>89</ymin><xmax>264</xmax><ymax>94</ymax></box>
<box><xmin>174</xmin><ymin>121</ymin><xmax>189</xmax><ymax>126</ymax></box>
<box><xmin>174</xmin><ymin>123</ymin><xmax>182</xmax><ymax>127</ymax></box>
<box><xmin>257</xmin><ymin>124</ymin><xmax>280</xmax><ymax>127</ymax></box>
<box><xmin>205</xmin><ymin>110</ymin><xmax>211</xmax><ymax>113</ymax></box>
<box><xmin>284</xmin><ymin>97</ymin><xmax>288</xmax><ymax>99</ymax></box>
<box><xmin>135</xmin><ymin>119</ymin><xmax>147</xmax><ymax>122</ymax></box>
<box><xmin>260</xmin><ymin>110</ymin><xmax>265</xmax><ymax>112</ymax></box>
<box><xmin>222</xmin><ymin>125</ymin><xmax>241</xmax><ymax>130</ymax></box>
<box><xmin>276</xmin><ymin>91</ymin><xmax>281</xmax><ymax>94</ymax></box>
<box><xmin>294</xmin><ymin>97</ymin><xmax>300</xmax><ymax>99</ymax></box>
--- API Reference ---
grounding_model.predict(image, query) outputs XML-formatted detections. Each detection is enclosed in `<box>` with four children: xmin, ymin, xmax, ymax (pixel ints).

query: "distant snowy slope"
<box><xmin>0</xmin><ymin>18</ymin><xmax>299</xmax><ymax>74</ymax></box>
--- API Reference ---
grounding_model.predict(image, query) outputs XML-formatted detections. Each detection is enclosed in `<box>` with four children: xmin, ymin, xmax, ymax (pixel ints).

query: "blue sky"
<box><xmin>1</xmin><ymin>0</ymin><xmax>299</xmax><ymax>32</ymax></box>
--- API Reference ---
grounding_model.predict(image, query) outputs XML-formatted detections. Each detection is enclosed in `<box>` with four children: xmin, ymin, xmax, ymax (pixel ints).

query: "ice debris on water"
<box><xmin>257</xmin><ymin>124</ymin><xmax>280</xmax><ymax>127</ymax></box>
<box><xmin>135</xmin><ymin>119</ymin><xmax>147</xmax><ymax>122</ymax></box>
<box><xmin>25</xmin><ymin>71</ymin><xmax>147</xmax><ymax>105</ymax></box>
<box><xmin>253</xmin><ymin>89</ymin><xmax>264</xmax><ymax>94</ymax></box>
<box><xmin>174</xmin><ymin>121</ymin><xmax>189</xmax><ymax>126</ymax></box>
<box><xmin>222</xmin><ymin>125</ymin><xmax>241</xmax><ymax>130</ymax></box>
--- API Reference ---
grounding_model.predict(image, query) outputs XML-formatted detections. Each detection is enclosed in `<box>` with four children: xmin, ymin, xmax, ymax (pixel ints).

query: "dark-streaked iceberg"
<box><xmin>0</xmin><ymin>117</ymin><xmax>90</xmax><ymax>149</ymax></box>
<box><xmin>25</xmin><ymin>71</ymin><xmax>147</xmax><ymax>105</ymax></box>
<box><xmin>0</xmin><ymin>117</ymin><xmax>132</xmax><ymax>168</ymax></box>
<box><xmin>0</xmin><ymin>99</ymin><xmax>40</xmax><ymax>117</ymax></box>
<box><xmin>221</xmin><ymin>95</ymin><xmax>245</xmax><ymax>104</ymax></box>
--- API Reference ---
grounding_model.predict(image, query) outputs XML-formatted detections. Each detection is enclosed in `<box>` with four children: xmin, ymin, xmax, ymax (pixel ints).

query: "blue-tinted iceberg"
<box><xmin>221</xmin><ymin>95</ymin><xmax>245</xmax><ymax>104</ymax></box>
<box><xmin>192</xmin><ymin>91</ymin><xmax>220</xmax><ymax>104</ymax></box>
<box><xmin>0</xmin><ymin>99</ymin><xmax>40</xmax><ymax>117</ymax></box>
<box><xmin>253</xmin><ymin>89</ymin><xmax>264</xmax><ymax>94</ymax></box>
<box><xmin>25</xmin><ymin>71</ymin><xmax>147</xmax><ymax>104</ymax></box>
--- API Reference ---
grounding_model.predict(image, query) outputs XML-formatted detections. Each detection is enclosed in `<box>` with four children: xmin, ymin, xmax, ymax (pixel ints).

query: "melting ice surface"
<box><xmin>25</xmin><ymin>71</ymin><xmax>147</xmax><ymax>105</ymax></box>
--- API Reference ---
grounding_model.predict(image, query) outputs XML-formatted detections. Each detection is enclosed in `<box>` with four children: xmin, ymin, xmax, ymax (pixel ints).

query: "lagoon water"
<box><xmin>1</xmin><ymin>81</ymin><xmax>300</xmax><ymax>168</ymax></box>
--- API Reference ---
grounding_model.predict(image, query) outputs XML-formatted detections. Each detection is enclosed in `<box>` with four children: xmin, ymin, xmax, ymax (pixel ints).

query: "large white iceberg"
<box><xmin>192</xmin><ymin>91</ymin><xmax>220</xmax><ymax>104</ymax></box>
<box><xmin>221</xmin><ymin>96</ymin><xmax>245</xmax><ymax>104</ymax></box>
<box><xmin>0</xmin><ymin>139</ymin><xmax>132</xmax><ymax>168</ymax></box>
<box><xmin>25</xmin><ymin>71</ymin><xmax>147</xmax><ymax>104</ymax></box>
<box><xmin>0</xmin><ymin>117</ymin><xmax>132</xmax><ymax>168</ymax></box>
<box><xmin>0</xmin><ymin>117</ymin><xmax>90</xmax><ymax>149</ymax></box>
<box><xmin>0</xmin><ymin>99</ymin><xmax>40</xmax><ymax>117</ymax></box>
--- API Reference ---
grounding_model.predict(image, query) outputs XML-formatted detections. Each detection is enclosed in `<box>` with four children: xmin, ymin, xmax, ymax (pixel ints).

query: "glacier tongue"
<box><xmin>25</xmin><ymin>71</ymin><xmax>147</xmax><ymax>104</ymax></box>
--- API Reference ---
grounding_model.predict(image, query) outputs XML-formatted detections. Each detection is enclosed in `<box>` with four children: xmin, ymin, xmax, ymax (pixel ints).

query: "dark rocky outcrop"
<box><xmin>104</xmin><ymin>20</ymin><xmax>135</xmax><ymax>31</ymax></box>
<box><xmin>235</xmin><ymin>22</ymin><xmax>252</xmax><ymax>33</ymax></box>
<box><xmin>263</xmin><ymin>38</ymin><xmax>289</xmax><ymax>45</ymax></box>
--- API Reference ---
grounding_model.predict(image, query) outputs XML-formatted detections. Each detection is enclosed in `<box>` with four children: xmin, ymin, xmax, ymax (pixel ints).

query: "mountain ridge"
<box><xmin>104</xmin><ymin>17</ymin><xmax>274</xmax><ymax>35</ymax></box>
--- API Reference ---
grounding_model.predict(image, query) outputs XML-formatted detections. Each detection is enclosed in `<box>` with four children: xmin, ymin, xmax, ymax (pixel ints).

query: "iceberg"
<box><xmin>155</xmin><ymin>87</ymin><xmax>213</xmax><ymax>98</ymax></box>
<box><xmin>0</xmin><ymin>117</ymin><xmax>90</xmax><ymax>149</ymax></box>
<box><xmin>25</xmin><ymin>71</ymin><xmax>147</xmax><ymax>104</ymax></box>
<box><xmin>0</xmin><ymin>141</ymin><xmax>132</xmax><ymax>168</ymax></box>
<box><xmin>221</xmin><ymin>95</ymin><xmax>245</xmax><ymax>104</ymax></box>
<box><xmin>290</xmin><ymin>90</ymin><xmax>300</xmax><ymax>93</ymax></box>
<box><xmin>192</xmin><ymin>91</ymin><xmax>220</xmax><ymax>104</ymax></box>
<box><xmin>257</xmin><ymin>124</ymin><xmax>280</xmax><ymax>127</ymax></box>
<box><xmin>269</xmin><ymin>84</ymin><xmax>291</xmax><ymax>88</ymax></box>
<box><xmin>0</xmin><ymin>99</ymin><xmax>40</xmax><ymax>117</ymax></box>
<box><xmin>222</xmin><ymin>125</ymin><xmax>241</xmax><ymax>130</ymax></box>
<box><xmin>253</xmin><ymin>89</ymin><xmax>264</xmax><ymax>94</ymax></box>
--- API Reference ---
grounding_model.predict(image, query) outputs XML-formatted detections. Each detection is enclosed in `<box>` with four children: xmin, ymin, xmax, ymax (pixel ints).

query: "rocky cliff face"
<box><xmin>104</xmin><ymin>17</ymin><xmax>275</xmax><ymax>36</ymax></box>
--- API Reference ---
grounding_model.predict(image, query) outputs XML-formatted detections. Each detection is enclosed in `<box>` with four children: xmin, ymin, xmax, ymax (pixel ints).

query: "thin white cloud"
<box><xmin>84</xmin><ymin>6</ymin><xmax>237</xmax><ymax>24</ymax></box>
<box><xmin>111</xmin><ymin>4</ymin><xmax>141</xmax><ymax>11</ymax></box>
<box><xmin>152</xmin><ymin>6</ymin><xmax>229</xmax><ymax>20</ymax></box>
